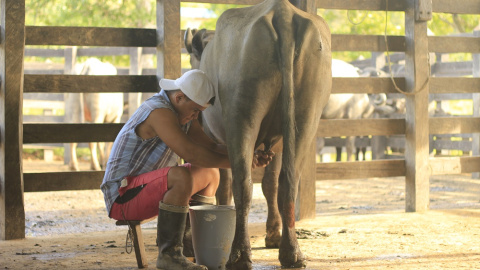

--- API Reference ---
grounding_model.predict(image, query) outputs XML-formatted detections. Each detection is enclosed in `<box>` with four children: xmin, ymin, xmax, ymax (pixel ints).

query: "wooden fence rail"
<box><xmin>23</xmin><ymin>45</ymin><xmax>480</xmax><ymax>159</ymax></box>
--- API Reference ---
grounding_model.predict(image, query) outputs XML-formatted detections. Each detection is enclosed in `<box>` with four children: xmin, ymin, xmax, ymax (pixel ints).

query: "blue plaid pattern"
<box><xmin>100</xmin><ymin>90</ymin><xmax>191</xmax><ymax>215</ymax></box>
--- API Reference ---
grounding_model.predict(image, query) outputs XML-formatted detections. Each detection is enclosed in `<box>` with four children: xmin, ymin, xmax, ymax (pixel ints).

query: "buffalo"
<box><xmin>187</xmin><ymin>0</ymin><xmax>332</xmax><ymax>268</ymax></box>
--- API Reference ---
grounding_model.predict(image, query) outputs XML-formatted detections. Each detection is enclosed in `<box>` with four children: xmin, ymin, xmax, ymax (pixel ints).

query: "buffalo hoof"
<box><xmin>265</xmin><ymin>232</ymin><xmax>281</xmax><ymax>248</ymax></box>
<box><xmin>69</xmin><ymin>163</ymin><xmax>79</xmax><ymax>171</ymax></box>
<box><xmin>91</xmin><ymin>164</ymin><xmax>102</xmax><ymax>171</ymax></box>
<box><xmin>279</xmin><ymin>245</ymin><xmax>307</xmax><ymax>269</ymax></box>
<box><xmin>226</xmin><ymin>249</ymin><xmax>252</xmax><ymax>270</ymax></box>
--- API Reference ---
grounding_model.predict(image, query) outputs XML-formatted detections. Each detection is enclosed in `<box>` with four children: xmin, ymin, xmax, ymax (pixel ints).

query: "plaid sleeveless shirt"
<box><xmin>100</xmin><ymin>90</ymin><xmax>191</xmax><ymax>214</ymax></box>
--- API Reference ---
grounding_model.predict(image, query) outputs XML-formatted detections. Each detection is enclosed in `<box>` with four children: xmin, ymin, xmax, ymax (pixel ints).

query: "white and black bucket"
<box><xmin>189</xmin><ymin>205</ymin><xmax>236</xmax><ymax>270</ymax></box>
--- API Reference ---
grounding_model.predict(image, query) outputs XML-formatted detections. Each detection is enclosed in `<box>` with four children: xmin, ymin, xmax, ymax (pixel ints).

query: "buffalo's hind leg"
<box><xmin>277</xmin><ymin>170</ymin><xmax>307</xmax><ymax>268</ymax></box>
<box><xmin>277</xmin><ymin>131</ymin><xmax>317</xmax><ymax>268</ymax></box>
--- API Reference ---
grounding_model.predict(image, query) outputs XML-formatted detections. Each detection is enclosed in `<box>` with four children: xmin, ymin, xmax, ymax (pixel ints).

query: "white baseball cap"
<box><xmin>159</xmin><ymin>69</ymin><xmax>215</xmax><ymax>107</ymax></box>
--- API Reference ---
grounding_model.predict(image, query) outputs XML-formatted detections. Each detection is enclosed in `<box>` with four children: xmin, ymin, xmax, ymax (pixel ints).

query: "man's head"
<box><xmin>159</xmin><ymin>69</ymin><xmax>215</xmax><ymax>107</ymax></box>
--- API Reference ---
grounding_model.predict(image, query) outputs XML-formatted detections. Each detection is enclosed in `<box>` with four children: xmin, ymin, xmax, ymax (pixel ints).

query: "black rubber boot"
<box><xmin>156</xmin><ymin>202</ymin><xmax>207</xmax><ymax>270</ymax></box>
<box><xmin>183</xmin><ymin>194</ymin><xmax>216</xmax><ymax>258</ymax></box>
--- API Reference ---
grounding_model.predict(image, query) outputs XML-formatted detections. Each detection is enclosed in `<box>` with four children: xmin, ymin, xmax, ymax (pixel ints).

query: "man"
<box><xmin>101</xmin><ymin>69</ymin><xmax>273</xmax><ymax>270</ymax></box>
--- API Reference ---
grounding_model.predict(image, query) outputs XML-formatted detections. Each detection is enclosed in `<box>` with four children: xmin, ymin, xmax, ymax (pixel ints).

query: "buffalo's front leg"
<box><xmin>226</xmin><ymin>159</ymin><xmax>253</xmax><ymax>270</ymax></box>
<box><xmin>69</xmin><ymin>142</ymin><xmax>79</xmax><ymax>171</ymax></box>
<box><xmin>216</xmin><ymin>168</ymin><xmax>233</xmax><ymax>205</ymax></box>
<box><xmin>89</xmin><ymin>142</ymin><xmax>102</xmax><ymax>171</ymax></box>
<box><xmin>262</xmin><ymin>154</ymin><xmax>282</xmax><ymax>248</ymax></box>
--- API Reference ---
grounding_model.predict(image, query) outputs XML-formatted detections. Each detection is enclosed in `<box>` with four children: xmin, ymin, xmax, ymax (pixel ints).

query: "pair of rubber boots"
<box><xmin>156</xmin><ymin>194</ymin><xmax>215</xmax><ymax>270</ymax></box>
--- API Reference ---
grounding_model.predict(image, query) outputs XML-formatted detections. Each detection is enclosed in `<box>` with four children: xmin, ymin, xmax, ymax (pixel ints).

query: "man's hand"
<box><xmin>252</xmin><ymin>149</ymin><xmax>275</xmax><ymax>169</ymax></box>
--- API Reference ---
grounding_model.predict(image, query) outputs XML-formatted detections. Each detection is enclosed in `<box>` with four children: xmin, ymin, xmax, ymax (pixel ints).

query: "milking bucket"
<box><xmin>189</xmin><ymin>205</ymin><xmax>236</xmax><ymax>270</ymax></box>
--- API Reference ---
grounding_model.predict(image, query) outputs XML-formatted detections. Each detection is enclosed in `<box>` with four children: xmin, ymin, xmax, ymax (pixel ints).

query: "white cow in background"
<box><xmin>317</xmin><ymin>59</ymin><xmax>385</xmax><ymax>161</ymax></box>
<box><xmin>65</xmin><ymin>58</ymin><xmax>124</xmax><ymax>171</ymax></box>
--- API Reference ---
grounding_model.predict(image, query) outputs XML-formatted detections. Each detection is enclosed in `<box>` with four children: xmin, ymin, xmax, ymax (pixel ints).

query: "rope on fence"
<box><xmin>384</xmin><ymin>0</ymin><xmax>430</xmax><ymax>96</ymax></box>
<box><xmin>347</xmin><ymin>10</ymin><xmax>369</xmax><ymax>26</ymax></box>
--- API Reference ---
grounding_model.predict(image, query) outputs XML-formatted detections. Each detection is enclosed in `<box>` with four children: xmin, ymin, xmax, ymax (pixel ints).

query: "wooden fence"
<box><xmin>23</xmin><ymin>46</ymin><xmax>157</xmax><ymax>163</ymax></box>
<box><xmin>2</xmin><ymin>0</ymin><xmax>480</xmax><ymax>240</ymax></box>
<box><xmin>23</xmin><ymin>47</ymin><xmax>480</xmax><ymax>161</ymax></box>
<box><xmin>342</xmin><ymin>47</ymin><xmax>480</xmax><ymax>160</ymax></box>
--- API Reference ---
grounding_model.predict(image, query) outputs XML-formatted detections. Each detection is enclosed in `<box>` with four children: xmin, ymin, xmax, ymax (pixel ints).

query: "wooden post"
<box><xmin>0</xmin><ymin>0</ymin><xmax>26</xmax><ymax>240</ymax></box>
<box><xmin>295</xmin><ymin>0</ymin><xmax>317</xmax><ymax>13</ymax></box>
<box><xmin>404</xmin><ymin>0</ymin><xmax>430</xmax><ymax>212</ymax></box>
<box><xmin>129</xmin><ymin>47</ymin><xmax>143</xmax><ymax>118</ymax></box>
<box><xmin>472</xmin><ymin>30</ymin><xmax>480</xmax><ymax>179</ymax></box>
<box><xmin>156</xmin><ymin>0</ymin><xmax>181</xmax><ymax>80</ymax></box>
<box><xmin>295</xmin><ymin>0</ymin><xmax>317</xmax><ymax>220</ymax></box>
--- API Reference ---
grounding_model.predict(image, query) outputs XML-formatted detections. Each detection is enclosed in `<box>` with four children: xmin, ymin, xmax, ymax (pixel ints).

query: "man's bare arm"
<box><xmin>188</xmin><ymin>119</ymin><xmax>275</xmax><ymax>169</ymax></box>
<box><xmin>145</xmin><ymin>108</ymin><xmax>230</xmax><ymax>168</ymax></box>
<box><xmin>187</xmin><ymin>120</ymin><xmax>228</xmax><ymax>155</ymax></box>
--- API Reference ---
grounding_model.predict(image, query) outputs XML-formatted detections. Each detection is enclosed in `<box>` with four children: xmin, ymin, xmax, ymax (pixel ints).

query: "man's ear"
<box><xmin>173</xmin><ymin>92</ymin><xmax>186</xmax><ymax>104</ymax></box>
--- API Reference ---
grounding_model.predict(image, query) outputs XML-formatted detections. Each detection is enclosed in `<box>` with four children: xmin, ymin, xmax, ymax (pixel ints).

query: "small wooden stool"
<box><xmin>116</xmin><ymin>217</ymin><xmax>156</xmax><ymax>268</ymax></box>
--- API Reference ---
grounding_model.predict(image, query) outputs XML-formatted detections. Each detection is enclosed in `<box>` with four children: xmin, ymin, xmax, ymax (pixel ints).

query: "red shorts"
<box><xmin>110</xmin><ymin>163</ymin><xmax>191</xmax><ymax>221</ymax></box>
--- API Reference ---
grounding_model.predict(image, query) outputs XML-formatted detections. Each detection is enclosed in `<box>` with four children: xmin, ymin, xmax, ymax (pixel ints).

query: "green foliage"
<box><xmin>22</xmin><ymin>147</ymin><xmax>89</xmax><ymax>161</ymax></box>
<box><xmin>53</xmin><ymin>147</ymin><xmax>65</xmax><ymax>157</ymax></box>
<box><xmin>23</xmin><ymin>107</ymin><xmax>43</xmax><ymax>116</ymax></box>
<box><xmin>201</xmin><ymin>4</ymin><xmax>247</xmax><ymax>29</ymax></box>
<box><xmin>25</xmin><ymin>0</ymin><xmax>155</xmax><ymax>66</ymax></box>
<box><xmin>23</xmin><ymin>148</ymin><xmax>43</xmax><ymax>159</ymax></box>
<box><xmin>429</xmin><ymin>13</ymin><xmax>480</xmax><ymax>35</ymax></box>
<box><xmin>24</xmin><ymin>1</ymin><xmax>480</xmax><ymax>64</ymax></box>
<box><xmin>319</xmin><ymin>10</ymin><xmax>405</xmax><ymax>36</ymax></box>
<box><xmin>181</xmin><ymin>53</ymin><xmax>192</xmax><ymax>70</ymax></box>
<box><xmin>25</xmin><ymin>1</ymin><xmax>480</xmax><ymax>36</ymax></box>
<box><xmin>26</xmin><ymin>0</ymin><xmax>155</xmax><ymax>28</ymax></box>
<box><xmin>23</xmin><ymin>107</ymin><xmax>64</xmax><ymax>116</ymax></box>
<box><xmin>181</xmin><ymin>3</ymin><xmax>246</xmax><ymax>30</ymax></box>
<box><xmin>320</xmin><ymin>9</ymin><xmax>405</xmax><ymax>62</ymax></box>
<box><xmin>448</xmin><ymin>100</ymin><xmax>473</xmax><ymax>115</ymax></box>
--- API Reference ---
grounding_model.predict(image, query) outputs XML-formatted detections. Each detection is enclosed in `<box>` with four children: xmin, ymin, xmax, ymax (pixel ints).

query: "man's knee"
<box><xmin>168</xmin><ymin>166</ymin><xmax>194</xmax><ymax>192</ymax></box>
<box><xmin>210</xmin><ymin>167</ymin><xmax>220</xmax><ymax>181</ymax></box>
<box><xmin>202</xmin><ymin>167</ymin><xmax>220</xmax><ymax>188</ymax></box>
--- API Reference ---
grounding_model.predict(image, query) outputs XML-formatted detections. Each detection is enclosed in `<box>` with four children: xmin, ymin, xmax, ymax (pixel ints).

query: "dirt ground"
<box><xmin>1</xmin><ymin>160</ymin><xmax>479</xmax><ymax>269</ymax></box>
